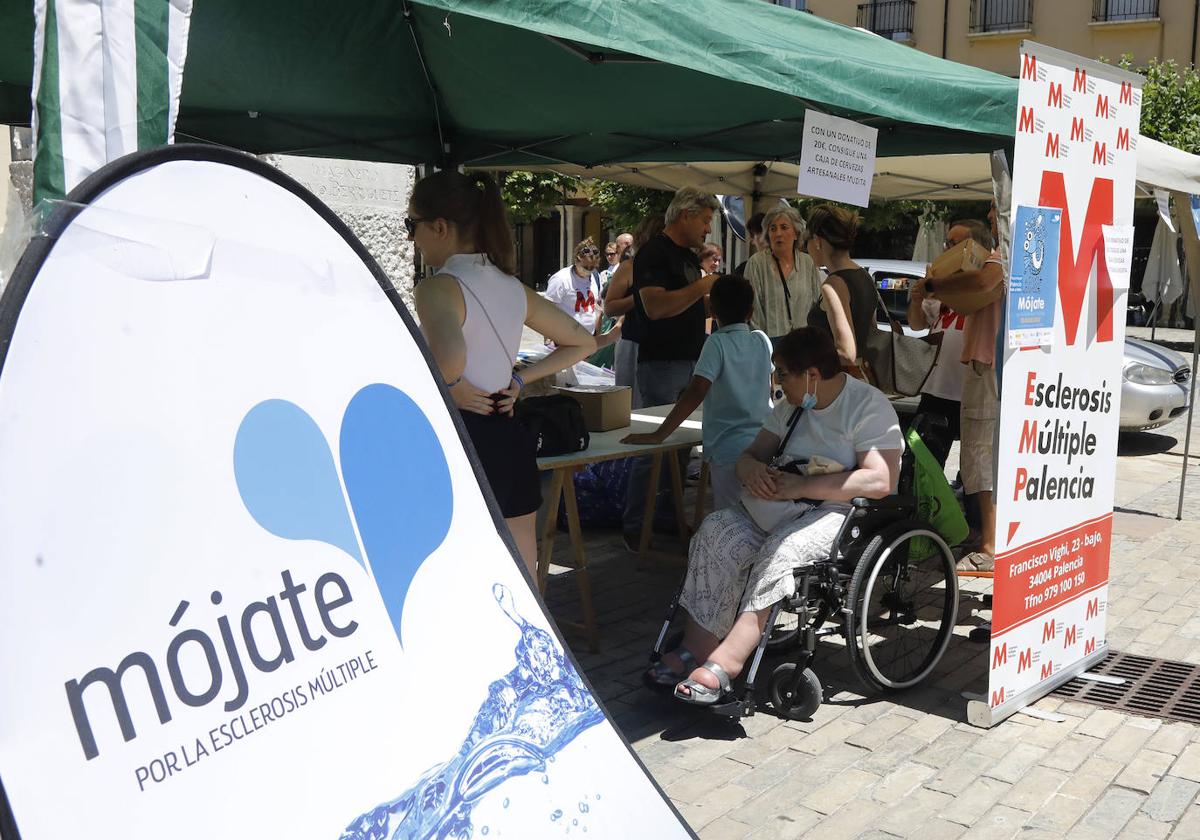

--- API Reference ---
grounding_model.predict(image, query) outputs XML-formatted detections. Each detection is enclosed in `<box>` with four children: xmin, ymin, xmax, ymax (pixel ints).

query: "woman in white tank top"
<box><xmin>410</xmin><ymin>171</ymin><xmax>595</xmax><ymax>575</ymax></box>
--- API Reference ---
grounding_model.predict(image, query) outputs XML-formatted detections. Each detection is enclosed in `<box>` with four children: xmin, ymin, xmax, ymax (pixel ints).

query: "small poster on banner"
<box><xmin>796</xmin><ymin>110</ymin><xmax>878</xmax><ymax>208</ymax></box>
<box><xmin>1103</xmin><ymin>224</ymin><xmax>1135</xmax><ymax>291</ymax></box>
<box><xmin>1007</xmin><ymin>205</ymin><xmax>1061</xmax><ymax>348</ymax></box>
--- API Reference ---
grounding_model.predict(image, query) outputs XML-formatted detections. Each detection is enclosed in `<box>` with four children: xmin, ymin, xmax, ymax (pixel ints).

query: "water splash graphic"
<box><xmin>338</xmin><ymin>585</ymin><xmax>603</xmax><ymax>840</ymax></box>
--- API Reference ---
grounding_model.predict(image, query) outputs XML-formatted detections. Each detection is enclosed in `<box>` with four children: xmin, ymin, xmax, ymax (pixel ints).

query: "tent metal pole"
<box><xmin>1177</xmin><ymin>328</ymin><xmax>1199</xmax><ymax>520</ymax></box>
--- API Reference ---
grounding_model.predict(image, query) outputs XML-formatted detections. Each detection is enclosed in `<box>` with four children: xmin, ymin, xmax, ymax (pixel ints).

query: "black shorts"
<box><xmin>460</xmin><ymin>410</ymin><xmax>543</xmax><ymax>518</ymax></box>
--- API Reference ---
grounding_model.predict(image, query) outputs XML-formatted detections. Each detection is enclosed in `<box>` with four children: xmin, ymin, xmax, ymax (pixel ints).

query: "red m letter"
<box><xmin>993</xmin><ymin>645</ymin><xmax>1008</xmax><ymax>668</ymax></box>
<box><xmin>1048</xmin><ymin>83</ymin><xmax>1064</xmax><ymax>108</ymax></box>
<box><xmin>1019</xmin><ymin>419</ymin><xmax>1037</xmax><ymax>452</ymax></box>
<box><xmin>1043</xmin><ymin>620</ymin><xmax>1057</xmax><ymax>643</ymax></box>
<box><xmin>1120</xmin><ymin>81</ymin><xmax>1133</xmax><ymax>104</ymax></box>
<box><xmin>1064</xmin><ymin>625</ymin><xmax>1078</xmax><ymax>646</ymax></box>
<box><xmin>1022</xmin><ymin>53</ymin><xmax>1038</xmax><ymax>80</ymax></box>
<box><xmin>1038</xmin><ymin>171</ymin><xmax>1116</xmax><ymax>345</ymax></box>
<box><xmin>1019</xmin><ymin>106</ymin><xmax>1036</xmax><ymax>134</ymax></box>
<box><xmin>1071</xmin><ymin>117</ymin><xmax>1086</xmax><ymax>141</ymax></box>
<box><xmin>1093</xmin><ymin>142</ymin><xmax>1108</xmax><ymax>165</ymax></box>
<box><xmin>1018</xmin><ymin>648</ymin><xmax>1033</xmax><ymax>672</ymax></box>
<box><xmin>1046</xmin><ymin>134</ymin><xmax>1061</xmax><ymax>158</ymax></box>
<box><xmin>1117</xmin><ymin>127</ymin><xmax>1130</xmax><ymax>151</ymax></box>
<box><xmin>1095</xmin><ymin>95</ymin><xmax>1110</xmax><ymax>118</ymax></box>
<box><xmin>1041</xmin><ymin>661</ymin><xmax>1055</xmax><ymax>679</ymax></box>
<box><xmin>1086</xmin><ymin>598</ymin><xmax>1099</xmax><ymax>620</ymax></box>
<box><xmin>1073</xmin><ymin>67</ymin><xmax>1088</xmax><ymax>92</ymax></box>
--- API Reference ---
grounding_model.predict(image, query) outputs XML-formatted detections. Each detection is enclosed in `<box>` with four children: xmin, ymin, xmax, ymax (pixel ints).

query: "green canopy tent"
<box><xmin>0</xmin><ymin>0</ymin><xmax>1017</xmax><ymax>167</ymax></box>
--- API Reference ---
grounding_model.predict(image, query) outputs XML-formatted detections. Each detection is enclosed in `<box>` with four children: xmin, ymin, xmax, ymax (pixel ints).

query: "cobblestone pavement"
<box><xmin>542</xmin><ymin>355</ymin><xmax>1200</xmax><ymax>839</ymax></box>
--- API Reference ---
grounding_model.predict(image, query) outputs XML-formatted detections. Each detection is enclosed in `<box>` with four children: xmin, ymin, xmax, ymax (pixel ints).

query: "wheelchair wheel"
<box><xmin>768</xmin><ymin>663</ymin><xmax>822</xmax><ymax>720</ymax></box>
<box><xmin>845</xmin><ymin>521</ymin><xmax>958</xmax><ymax>693</ymax></box>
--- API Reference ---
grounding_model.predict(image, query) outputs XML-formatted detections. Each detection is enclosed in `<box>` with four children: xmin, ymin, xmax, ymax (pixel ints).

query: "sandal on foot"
<box><xmin>643</xmin><ymin>647</ymin><xmax>698</xmax><ymax>692</ymax></box>
<box><xmin>673</xmin><ymin>661</ymin><xmax>731</xmax><ymax>706</ymax></box>
<box><xmin>956</xmin><ymin>551</ymin><xmax>994</xmax><ymax>573</ymax></box>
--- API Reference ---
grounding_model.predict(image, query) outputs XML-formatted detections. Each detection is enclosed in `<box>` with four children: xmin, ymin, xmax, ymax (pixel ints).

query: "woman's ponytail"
<box><xmin>472</xmin><ymin>172</ymin><xmax>516</xmax><ymax>275</ymax></box>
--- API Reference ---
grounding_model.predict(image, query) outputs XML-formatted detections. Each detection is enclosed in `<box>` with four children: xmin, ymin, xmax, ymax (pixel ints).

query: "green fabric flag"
<box><xmin>907</xmin><ymin>427</ymin><xmax>969</xmax><ymax>560</ymax></box>
<box><xmin>30</xmin><ymin>0</ymin><xmax>192</xmax><ymax>204</ymax></box>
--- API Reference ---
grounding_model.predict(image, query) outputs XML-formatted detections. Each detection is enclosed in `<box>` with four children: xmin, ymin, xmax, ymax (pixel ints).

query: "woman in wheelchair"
<box><xmin>644</xmin><ymin>327</ymin><xmax>904</xmax><ymax>705</ymax></box>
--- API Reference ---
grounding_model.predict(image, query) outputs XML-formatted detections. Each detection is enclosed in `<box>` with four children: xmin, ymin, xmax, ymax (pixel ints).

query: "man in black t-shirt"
<box><xmin>623</xmin><ymin>186</ymin><xmax>720</xmax><ymax>544</ymax></box>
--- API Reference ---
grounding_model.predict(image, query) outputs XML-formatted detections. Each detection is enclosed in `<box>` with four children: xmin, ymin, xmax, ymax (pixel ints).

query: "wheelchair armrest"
<box><xmin>849</xmin><ymin>495</ymin><xmax>917</xmax><ymax>515</ymax></box>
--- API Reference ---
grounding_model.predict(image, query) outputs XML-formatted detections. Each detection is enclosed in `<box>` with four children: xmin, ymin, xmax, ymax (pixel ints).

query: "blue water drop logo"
<box><xmin>234</xmin><ymin>384</ymin><xmax>453</xmax><ymax>647</ymax></box>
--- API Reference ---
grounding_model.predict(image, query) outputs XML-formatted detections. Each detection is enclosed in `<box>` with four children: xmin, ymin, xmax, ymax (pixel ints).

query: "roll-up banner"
<box><xmin>968</xmin><ymin>44</ymin><xmax>1143</xmax><ymax>727</ymax></box>
<box><xmin>0</xmin><ymin>147</ymin><xmax>694</xmax><ymax>839</ymax></box>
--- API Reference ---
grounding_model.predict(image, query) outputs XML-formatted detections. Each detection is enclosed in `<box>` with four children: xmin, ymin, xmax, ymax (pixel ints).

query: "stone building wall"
<box><xmin>1</xmin><ymin>153</ymin><xmax>417</xmax><ymax>309</ymax></box>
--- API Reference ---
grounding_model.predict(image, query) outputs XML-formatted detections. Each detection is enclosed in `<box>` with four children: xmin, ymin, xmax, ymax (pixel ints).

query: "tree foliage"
<box><xmin>496</xmin><ymin>170</ymin><xmax>580</xmax><ymax>225</ymax></box>
<box><xmin>1116</xmin><ymin>55</ymin><xmax>1200</xmax><ymax>155</ymax></box>
<box><xmin>586</xmin><ymin>180</ymin><xmax>673</xmax><ymax>233</ymax></box>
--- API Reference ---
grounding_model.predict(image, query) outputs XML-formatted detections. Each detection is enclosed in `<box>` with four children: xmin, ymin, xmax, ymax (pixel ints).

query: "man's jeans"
<box><xmin>623</xmin><ymin>359</ymin><xmax>695</xmax><ymax>535</ymax></box>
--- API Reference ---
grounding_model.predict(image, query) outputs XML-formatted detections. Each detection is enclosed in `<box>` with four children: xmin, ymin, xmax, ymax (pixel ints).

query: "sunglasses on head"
<box><xmin>578</xmin><ymin>247</ymin><xmax>600</xmax><ymax>257</ymax></box>
<box><xmin>404</xmin><ymin>216</ymin><xmax>426</xmax><ymax>236</ymax></box>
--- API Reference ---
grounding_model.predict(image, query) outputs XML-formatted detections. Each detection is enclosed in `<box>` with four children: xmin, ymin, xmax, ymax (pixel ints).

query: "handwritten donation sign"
<box><xmin>971</xmin><ymin>44</ymin><xmax>1143</xmax><ymax>727</ymax></box>
<box><xmin>0</xmin><ymin>147</ymin><xmax>693</xmax><ymax>839</ymax></box>
<box><xmin>797</xmin><ymin>110</ymin><xmax>878</xmax><ymax>207</ymax></box>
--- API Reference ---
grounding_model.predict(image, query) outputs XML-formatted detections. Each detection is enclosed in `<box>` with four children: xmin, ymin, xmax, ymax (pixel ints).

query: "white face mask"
<box><xmin>800</xmin><ymin>371</ymin><xmax>818</xmax><ymax>410</ymax></box>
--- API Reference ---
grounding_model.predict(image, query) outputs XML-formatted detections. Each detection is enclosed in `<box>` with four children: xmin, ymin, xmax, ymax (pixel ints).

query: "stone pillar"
<box><xmin>265</xmin><ymin>155</ymin><xmax>417</xmax><ymax>310</ymax></box>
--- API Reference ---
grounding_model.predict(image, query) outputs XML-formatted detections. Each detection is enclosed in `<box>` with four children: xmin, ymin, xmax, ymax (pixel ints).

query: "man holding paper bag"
<box><xmin>911</xmin><ymin>211</ymin><xmax>1005</xmax><ymax>572</ymax></box>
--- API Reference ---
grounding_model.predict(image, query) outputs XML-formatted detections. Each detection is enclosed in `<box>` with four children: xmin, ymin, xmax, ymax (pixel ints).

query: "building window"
<box><xmin>1092</xmin><ymin>0</ymin><xmax>1158</xmax><ymax>22</ymax></box>
<box><xmin>773</xmin><ymin>0</ymin><xmax>808</xmax><ymax>10</ymax></box>
<box><xmin>856</xmin><ymin>1</ymin><xmax>916</xmax><ymax>40</ymax></box>
<box><xmin>969</xmin><ymin>0</ymin><xmax>1034</xmax><ymax>33</ymax></box>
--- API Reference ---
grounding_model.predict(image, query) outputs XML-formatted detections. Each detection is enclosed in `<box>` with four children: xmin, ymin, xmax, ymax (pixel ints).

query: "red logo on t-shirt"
<box><xmin>938</xmin><ymin>306</ymin><xmax>965</xmax><ymax>331</ymax></box>
<box><xmin>575</xmin><ymin>289</ymin><xmax>596</xmax><ymax>313</ymax></box>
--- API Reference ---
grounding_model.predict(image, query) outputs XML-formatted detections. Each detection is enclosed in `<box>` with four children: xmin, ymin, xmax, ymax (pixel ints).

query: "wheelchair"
<box><xmin>648</xmin><ymin>414</ymin><xmax>960</xmax><ymax>721</ymax></box>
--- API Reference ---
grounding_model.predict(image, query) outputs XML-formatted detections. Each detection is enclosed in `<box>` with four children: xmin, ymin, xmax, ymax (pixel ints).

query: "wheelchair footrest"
<box><xmin>710</xmin><ymin>697</ymin><xmax>756</xmax><ymax>718</ymax></box>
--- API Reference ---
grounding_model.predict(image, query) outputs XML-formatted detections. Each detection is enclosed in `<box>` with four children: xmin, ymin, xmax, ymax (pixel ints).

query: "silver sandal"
<box><xmin>674</xmin><ymin>661</ymin><xmax>731</xmax><ymax>706</ymax></box>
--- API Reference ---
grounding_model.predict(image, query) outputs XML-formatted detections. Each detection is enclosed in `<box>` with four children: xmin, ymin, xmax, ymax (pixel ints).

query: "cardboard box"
<box><xmin>556</xmin><ymin>385</ymin><xmax>632</xmax><ymax>432</ymax></box>
<box><xmin>926</xmin><ymin>239</ymin><xmax>1002</xmax><ymax>315</ymax></box>
<box><xmin>928</xmin><ymin>238</ymin><xmax>991</xmax><ymax>279</ymax></box>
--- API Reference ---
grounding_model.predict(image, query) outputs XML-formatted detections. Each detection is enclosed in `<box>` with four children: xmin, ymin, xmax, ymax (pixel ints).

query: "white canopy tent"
<box><xmin>508</xmin><ymin>137</ymin><xmax>1200</xmax><ymax>202</ymax></box>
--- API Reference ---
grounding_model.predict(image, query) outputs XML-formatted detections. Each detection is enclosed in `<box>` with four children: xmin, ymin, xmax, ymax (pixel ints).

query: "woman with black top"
<box><xmin>804</xmin><ymin>203</ymin><xmax>877</xmax><ymax>376</ymax></box>
<box><xmin>410</xmin><ymin>171</ymin><xmax>595</xmax><ymax>575</ymax></box>
<box><xmin>743</xmin><ymin>205</ymin><xmax>821</xmax><ymax>345</ymax></box>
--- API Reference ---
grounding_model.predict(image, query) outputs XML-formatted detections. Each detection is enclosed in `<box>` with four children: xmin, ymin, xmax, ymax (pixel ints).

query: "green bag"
<box><xmin>906</xmin><ymin>427</ymin><xmax>969</xmax><ymax>559</ymax></box>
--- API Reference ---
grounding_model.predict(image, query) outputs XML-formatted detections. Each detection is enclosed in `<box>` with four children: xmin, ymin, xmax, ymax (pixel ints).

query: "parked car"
<box><xmin>856</xmin><ymin>259</ymin><xmax>1191</xmax><ymax>432</ymax></box>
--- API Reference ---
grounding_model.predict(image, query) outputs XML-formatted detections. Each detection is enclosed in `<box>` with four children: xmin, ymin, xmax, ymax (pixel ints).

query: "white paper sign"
<box><xmin>1156</xmin><ymin>189</ymin><xmax>1176</xmax><ymax>233</ymax></box>
<box><xmin>1103</xmin><ymin>224</ymin><xmax>1135</xmax><ymax>290</ymax></box>
<box><xmin>797</xmin><ymin>110</ymin><xmax>878</xmax><ymax>207</ymax></box>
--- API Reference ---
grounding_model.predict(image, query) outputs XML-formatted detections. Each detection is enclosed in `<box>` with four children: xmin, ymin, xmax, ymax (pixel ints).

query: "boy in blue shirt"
<box><xmin>623</xmin><ymin>274</ymin><xmax>773</xmax><ymax>510</ymax></box>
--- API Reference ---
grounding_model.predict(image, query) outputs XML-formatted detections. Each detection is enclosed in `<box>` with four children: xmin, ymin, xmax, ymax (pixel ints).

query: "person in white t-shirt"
<box><xmin>543</xmin><ymin>236</ymin><xmax>620</xmax><ymax>351</ymax></box>
<box><xmin>642</xmin><ymin>327</ymin><xmax>903</xmax><ymax>704</ymax></box>
<box><xmin>908</xmin><ymin>278</ymin><xmax>966</xmax><ymax>468</ymax></box>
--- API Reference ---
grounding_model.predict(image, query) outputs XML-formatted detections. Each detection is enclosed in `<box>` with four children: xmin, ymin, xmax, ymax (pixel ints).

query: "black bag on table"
<box><xmin>515</xmin><ymin>395</ymin><xmax>589</xmax><ymax>456</ymax></box>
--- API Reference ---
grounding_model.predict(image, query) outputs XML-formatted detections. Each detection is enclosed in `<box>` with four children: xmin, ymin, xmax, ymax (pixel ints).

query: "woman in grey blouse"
<box><xmin>742</xmin><ymin>205</ymin><xmax>821</xmax><ymax>344</ymax></box>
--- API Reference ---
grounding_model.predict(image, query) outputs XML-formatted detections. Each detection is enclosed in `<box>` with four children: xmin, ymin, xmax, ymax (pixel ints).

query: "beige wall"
<box><xmin>802</xmin><ymin>0</ymin><xmax>1197</xmax><ymax>76</ymax></box>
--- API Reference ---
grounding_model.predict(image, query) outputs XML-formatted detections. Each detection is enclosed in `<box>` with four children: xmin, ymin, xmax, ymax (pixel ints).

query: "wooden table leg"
<box><xmin>666</xmin><ymin>450</ymin><xmax>690</xmax><ymax>545</ymax></box>
<box><xmin>537</xmin><ymin>468</ymin><xmax>565</xmax><ymax>593</ymax></box>
<box><xmin>637</xmin><ymin>452</ymin><xmax>664</xmax><ymax>565</ymax></box>
<box><xmin>693</xmin><ymin>461</ymin><xmax>710</xmax><ymax>531</ymax></box>
<box><xmin>560</xmin><ymin>466</ymin><xmax>599</xmax><ymax>652</ymax></box>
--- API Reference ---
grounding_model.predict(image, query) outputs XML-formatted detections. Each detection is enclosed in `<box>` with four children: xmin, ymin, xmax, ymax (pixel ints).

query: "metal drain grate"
<box><xmin>1052</xmin><ymin>651</ymin><xmax>1200</xmax><ymax>724</ymax></box>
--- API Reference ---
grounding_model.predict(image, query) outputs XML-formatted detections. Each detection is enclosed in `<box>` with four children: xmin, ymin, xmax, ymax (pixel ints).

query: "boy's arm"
<box><xmin>622</xmin><ymin>376</ymin><xmax>711</xmax><ymax>445</ymax></box>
